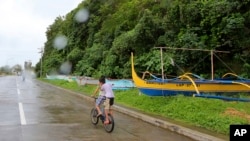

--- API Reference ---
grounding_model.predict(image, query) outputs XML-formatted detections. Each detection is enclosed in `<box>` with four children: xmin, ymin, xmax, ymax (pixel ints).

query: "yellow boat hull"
<box><xmin>131</xmin><ymin>53</ymin><xmax>250</xmax><ymax>96</ymax></box>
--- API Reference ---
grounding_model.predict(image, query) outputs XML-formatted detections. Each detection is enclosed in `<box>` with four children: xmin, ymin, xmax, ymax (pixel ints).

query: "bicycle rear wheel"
<box><xmin>90</xmin><ymin>108</ymin><xmax>99</xmax><ymax>125</ymax></box>
<box><xmin>103</xmin><ymin>114</ymin><xmax>114</xmax><ymax>133</ymax></box>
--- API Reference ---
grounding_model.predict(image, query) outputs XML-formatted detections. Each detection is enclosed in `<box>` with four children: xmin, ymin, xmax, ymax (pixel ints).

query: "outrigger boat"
<box><xmin>131</xmin><ymin>48</ymin><xmax>250</xmax><ymax>102</ymax></box>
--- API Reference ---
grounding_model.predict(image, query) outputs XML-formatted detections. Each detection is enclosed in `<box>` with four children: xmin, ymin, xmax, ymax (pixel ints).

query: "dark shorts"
<box><xmin>108</xmin><ymin>97</ymin><xmax>114</xmax><ymax>106</ymax></box>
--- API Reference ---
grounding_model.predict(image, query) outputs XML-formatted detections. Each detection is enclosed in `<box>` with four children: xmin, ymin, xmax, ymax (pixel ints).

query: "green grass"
<box><xmin>40</xmin><ymin>79</ymin><xmax>250</xmax><ymax>135</ymax></box>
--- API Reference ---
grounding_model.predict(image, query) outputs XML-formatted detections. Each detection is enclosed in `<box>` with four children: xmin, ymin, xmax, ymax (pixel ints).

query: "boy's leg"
<box><xmin>95</xmin><ymin>96</ymin><xmax>104</xmax><ymax>116</ymax></box>
<box><xmin>104</xmin><ymin>98</ymin><xmax>110</xmax><ymax>124</ymax></box>
<box><xmin>108</xmin><ymin>106</ymin><xmax>113</xmax><ymax>116</ymax></box>
<box><xmin>95</xmin><ymin>105</ymin><xmax>102</xmax><ymax>115</ymax></box>
<box><xmin>109</xmin><ymin>98</ymin><xmax>114</xmax><ymax>115</ymax></box>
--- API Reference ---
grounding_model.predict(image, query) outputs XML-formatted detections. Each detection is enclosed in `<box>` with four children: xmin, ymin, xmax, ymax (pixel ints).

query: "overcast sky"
<box><xmin>0</xmin><ymin>0</ymin><xmax>83</xmax><ymax>67</ymax></box>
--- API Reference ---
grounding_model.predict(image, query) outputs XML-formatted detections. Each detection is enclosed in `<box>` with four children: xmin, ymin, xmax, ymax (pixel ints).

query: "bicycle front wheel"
<box><xmin>90</xmin><ymin>108</ymin><xmax>99</xmax><ymax>125</ymax></box>
<box><xmin>103</xmin><ymin>114</ymin><xmax>115</xmax><ymax>133</ymax></box>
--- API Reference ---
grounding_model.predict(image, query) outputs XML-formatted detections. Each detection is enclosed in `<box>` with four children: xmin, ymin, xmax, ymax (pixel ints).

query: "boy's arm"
<box><xmin>91</xmin><ymin>85</ymin><xmax>100</xmax><ymax>97</ymax></box>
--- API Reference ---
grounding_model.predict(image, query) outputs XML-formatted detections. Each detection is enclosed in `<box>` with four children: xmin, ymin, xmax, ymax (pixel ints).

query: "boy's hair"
<box><xmin>99</xmin><ymin>75</ymin><xmax>106</xmax><ymax>84</ymax></box>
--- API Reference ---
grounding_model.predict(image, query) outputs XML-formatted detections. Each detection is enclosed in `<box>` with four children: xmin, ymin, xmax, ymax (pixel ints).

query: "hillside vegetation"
<box><xmin>35</xmin><ymin>0</ymin><xmax>250</xmax><ymax>79</ymax></box>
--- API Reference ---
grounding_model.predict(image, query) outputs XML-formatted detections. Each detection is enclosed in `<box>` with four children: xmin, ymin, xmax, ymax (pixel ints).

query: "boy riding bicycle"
<box><xmin>92</xmin><ymin>76</ymin><xmax>115</xmax><ymax>124</ymax></box>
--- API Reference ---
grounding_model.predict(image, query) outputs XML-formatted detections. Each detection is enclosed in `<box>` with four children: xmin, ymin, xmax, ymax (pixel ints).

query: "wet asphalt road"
<box><xmin>0</xmin><ymin>75</ymin><xmax>194</xmax><ymax>141</ymax></box>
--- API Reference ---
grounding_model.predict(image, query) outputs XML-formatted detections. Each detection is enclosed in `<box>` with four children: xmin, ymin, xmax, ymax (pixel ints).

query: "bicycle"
<box><xmin>90</xmin><ymin>97</ymin><xmax>115</xmax><ymax>133</ymax></box>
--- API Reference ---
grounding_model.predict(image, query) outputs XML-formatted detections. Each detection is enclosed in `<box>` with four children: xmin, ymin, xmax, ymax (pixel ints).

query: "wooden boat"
<box><xmin>131</xmin><ymin>51</ymin><xmax>250</xmax><ymax>101</ymax></box>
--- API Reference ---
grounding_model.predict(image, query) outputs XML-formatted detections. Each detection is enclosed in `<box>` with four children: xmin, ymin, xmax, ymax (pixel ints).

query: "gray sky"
<box><xmin>0</xmin><ymin>0</ymin><xmax>83</xmax><ymax>67</ymax></box>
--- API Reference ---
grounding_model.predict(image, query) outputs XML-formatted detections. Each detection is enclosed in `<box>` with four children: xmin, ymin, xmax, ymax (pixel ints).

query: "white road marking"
<box><xmin>16</xmin><ymin>78</ymin><xmax>20</xmax><ymax>95</ymax></box>
<box><xmin>16</xmin><ymin>77</ymin><xmax>27</xmax><ymax>125</ymax></box>
<box><xmin>17</xmin><ymin>89</ymin><xmax>20</xmax><ymax>95</ymax></box>
<box><xmin>18</xmin><ymin>103</ymin><xmax>27</xmax><ymax>125</ymax></box>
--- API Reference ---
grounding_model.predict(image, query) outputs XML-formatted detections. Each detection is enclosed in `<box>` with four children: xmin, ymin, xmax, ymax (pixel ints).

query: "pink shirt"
<box><xmin>101</xmin><ymin>83</ymin><xmax>114</xmax><ymax>98</ymax></box>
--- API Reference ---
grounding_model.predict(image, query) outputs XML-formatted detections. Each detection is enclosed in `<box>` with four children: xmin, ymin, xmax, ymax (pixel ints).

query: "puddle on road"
<box><xmin>43</xmin><ymin>103</ymin><xmax>87</xmax><ymax>123</ymax></box>
<box><xmin>40</xmin><ymin>89</ymin><xmax>90</xmax><ymax>124</ymax></box>
<box><xmin>45</xmin><ymin>105</ymin><xmax>73</xmax><ymax>114</ymax></box>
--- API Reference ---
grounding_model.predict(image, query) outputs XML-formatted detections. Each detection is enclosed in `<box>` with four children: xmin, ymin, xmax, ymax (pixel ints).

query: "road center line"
<box><xmin>17</xmin><ymin>89</ymin><xmax>20</xmax><ymax>95</ymax></box>
<box><xmin>16</xmin><ymin>77</ymin><xmax>27</xmax><ymax>125</ymax></box>
<box><xmin>16</xmin><ymin>78</ymin><xmax>20</xmax><ymax>95</ymax></box>
<box><xmin>18</xmin><ymin>103</ymin><xmax>27</xmax><ymax>125</ymax></box>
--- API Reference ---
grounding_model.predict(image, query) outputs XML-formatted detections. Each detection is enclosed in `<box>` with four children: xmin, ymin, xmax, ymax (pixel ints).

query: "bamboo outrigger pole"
<box><xmin>160</xmin><ymin>47</ymin><xmax>164</xmax><ymax>80</ymax></box>
<box><xmin>154</xmin><ymin>47</ymin><xmax>230</xmax><ymax>80</ymax></box>
<box><xmin>211</xmin><ymin>50</ymin><xmax>214</xmax><ymax>80</ymax></box>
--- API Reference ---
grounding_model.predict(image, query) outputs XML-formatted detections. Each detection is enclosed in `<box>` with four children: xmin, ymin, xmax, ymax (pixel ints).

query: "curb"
<box><xmin>113</xmin><ymin>105</ymin><xmax>225</xmax><ymax>141</ymax></box>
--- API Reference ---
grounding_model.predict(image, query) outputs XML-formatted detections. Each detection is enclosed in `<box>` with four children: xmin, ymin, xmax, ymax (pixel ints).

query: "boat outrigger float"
<box><xmin>131</xmin><ymin>48</ymin><xmax>250</xmax><ymax>102</ymax></box>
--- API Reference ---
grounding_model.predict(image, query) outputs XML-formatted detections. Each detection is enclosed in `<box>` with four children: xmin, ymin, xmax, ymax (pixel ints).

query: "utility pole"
<box><xmin>38</xmin><ymin>47</ymin><xmax>44</xmax><ymax>78</ymax></box>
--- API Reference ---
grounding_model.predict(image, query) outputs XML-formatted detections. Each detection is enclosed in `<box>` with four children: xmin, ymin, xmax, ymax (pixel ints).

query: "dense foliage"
<box><xmin>35</xmin><ymin>0</ymin><xmax>250</xmax><ymax>79</ymax></box>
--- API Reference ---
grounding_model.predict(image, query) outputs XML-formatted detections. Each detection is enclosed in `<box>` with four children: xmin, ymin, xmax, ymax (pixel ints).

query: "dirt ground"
<box><xmin>224</xmin><ymin>108</ymin><xmax>250</xmax><ymax>122</ymax></box>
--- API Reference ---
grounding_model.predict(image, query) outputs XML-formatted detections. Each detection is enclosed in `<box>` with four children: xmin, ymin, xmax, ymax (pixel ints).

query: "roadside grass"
<box><xmin>40</xmin><ymin>79</ymin><xmax>250</xmax><ymax>135</ymax></box>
